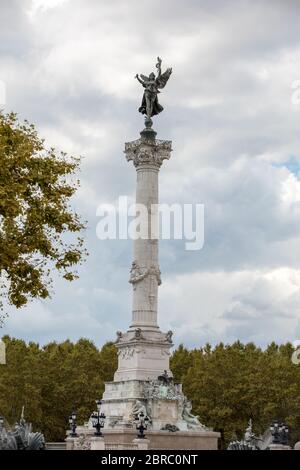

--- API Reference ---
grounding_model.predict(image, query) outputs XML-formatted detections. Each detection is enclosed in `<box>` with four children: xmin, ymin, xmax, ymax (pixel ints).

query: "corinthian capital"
<box><xmin>124</xmin><ymin>137</ymin><xmax>172</xmax><ymax>169</ymax></box>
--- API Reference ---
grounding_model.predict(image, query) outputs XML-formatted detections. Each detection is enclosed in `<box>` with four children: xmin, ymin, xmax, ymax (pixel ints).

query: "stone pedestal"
<box><xmin>90</xmin><ymin>436</ymin><xmax>105</xmax><ymax>450</ymax></box>
<box><xmin>113</xmin><ymin>329</ymin><xmax>172</xmax><ymax>382</ymax></box>
<box><xmin>133</xmin><ymin>438</ymin><xmax>150</xmax><ymax>450</ymax></box>
<box><xmin>76</xmin><ymin>427</ymin><xmax>219</xmax><ymax>450</ymax></box>
<box><xmin>269</xmin><ymin>443</ymin><xmax>291</xmax><ymax>450</ymax></box>
<box><xmin>99</xmin><ymin>377</ymin><xmax>207</xmax><ymax>431</ymax></box>
<box><xmin>65</xmin><ymin>436</ymin><xmax>76</xmax><ymax>451</ymax></box>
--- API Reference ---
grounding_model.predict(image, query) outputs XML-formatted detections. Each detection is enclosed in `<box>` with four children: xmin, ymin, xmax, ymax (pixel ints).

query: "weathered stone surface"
<box><xmin>95</xmin><ymin>376</ymin><xmax>210</xmax><ymax>434</ymax></box>
<box><xmin>124</xmin><ymin>137</ymin><xmax>171</xmax><ymax>329</ymax></box>
<box><xmin>76</xmin><ymin>428</ymin><xmax>219</xmax><ymax>450</ymax></box>
<box><xmin>90</xmin><ymin>436</ymin><xmax>105</xmax><ymax>451</ymax></box>
<box><xmin>114</xmin><ymin>332</ymin><xmax>172</xmax><ymax>382</ymax></box>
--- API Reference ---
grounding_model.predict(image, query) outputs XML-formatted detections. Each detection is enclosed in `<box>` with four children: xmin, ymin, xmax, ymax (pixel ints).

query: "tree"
<box><xmin>0</xmin><ymin>336</ymin><xmax>43</xmax><ymax>428</ymax></box>
<box><xmin>0</xmin><ymin>112</ymin><xmax>86</xmax><ymax>322</ymax></box>
<box><xmin>170</xmin><ymin>343</ymin><xmax>192</xmax><ymax>382</ymax></box>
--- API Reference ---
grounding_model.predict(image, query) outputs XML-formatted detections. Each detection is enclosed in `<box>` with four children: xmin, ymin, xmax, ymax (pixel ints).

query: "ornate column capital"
<box><xmin>124</xmin><ymin>137</ymin><xmax>172</xmax><ymax>169</ymax></box>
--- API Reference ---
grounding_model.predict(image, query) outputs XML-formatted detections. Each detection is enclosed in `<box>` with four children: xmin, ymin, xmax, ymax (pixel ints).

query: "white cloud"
<box><xmin>159</xmin><ymin>267</ymin><xmax>300</xmax><ymax>347</ymax></box>
<box><xmin>28</xmin><ymin>0</ymin><xmax>70</xmax><ymax>18</ymax></box>
<box><xmin>280</xmin><ymin>173</ymin><xmax>300</xmax><ymax>204</ymax></box>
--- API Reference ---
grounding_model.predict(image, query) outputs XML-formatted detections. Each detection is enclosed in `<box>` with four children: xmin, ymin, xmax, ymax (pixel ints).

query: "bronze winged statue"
<box><xmin>135</xmin><ymin>57</ymin><xmax>172</xmax><ymax>121</ymax></box>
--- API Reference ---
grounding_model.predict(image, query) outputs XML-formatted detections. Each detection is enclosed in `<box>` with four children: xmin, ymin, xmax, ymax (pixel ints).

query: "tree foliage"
<box><xmin>0</xmin><ymin>336</ymin><xmax>117</xmax><ymax>441</ymax></box>
<box><xmin>171</xmin><ymin>341</ymin><xmax>300</xmax><ymax>448</ymax></box>
<box><xmin>0</xmin><ymin>337</ymin><xmax>300</xmax><ymax>446</ymax></box>
<box><xmin>0</xmin><ymin>112</ymin><xmax>86</xmax><ymax>320</ymax></box>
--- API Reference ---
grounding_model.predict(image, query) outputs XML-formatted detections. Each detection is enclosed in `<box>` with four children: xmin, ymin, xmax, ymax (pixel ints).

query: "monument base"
<box><xmin>95</xmin><ymin>377</ymin><xmax>210</xmax><ymax>432</ymax></box>
<box><xmin>106</xmin><ymin>429</ymin><xmax>220</xmax><ymax>450</ymax></box>
<box><xmin>74</xmin><ymin>427</ymin><xmax>219</xmax><ymax>450</ymax></box>
<box><xmin>74</xmin><ymin>374</ymin><xmax>220</xmax><ymax>450</ymax></box>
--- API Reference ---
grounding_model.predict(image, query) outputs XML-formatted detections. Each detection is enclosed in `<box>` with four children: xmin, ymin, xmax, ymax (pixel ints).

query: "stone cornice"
<box><xmin>115</xmin><ymin>340</ymin><xmax>173</xmax><ymax>350</ymax></box>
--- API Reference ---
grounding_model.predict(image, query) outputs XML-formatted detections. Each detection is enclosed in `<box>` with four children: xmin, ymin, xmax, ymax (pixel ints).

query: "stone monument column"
<box><xmin>112</xmin><ymin>128</ymin><xmax>173</xmax><ymax>382</ymax></box>
<box><xmin>126</xmin><ymin>131</ymin><xmax>172</xmax><ymax>329</ymax></box>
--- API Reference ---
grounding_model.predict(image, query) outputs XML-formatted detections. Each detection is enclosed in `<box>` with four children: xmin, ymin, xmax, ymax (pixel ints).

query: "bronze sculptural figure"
<box><xmin>135</xmin><ymin>57</ymin><xmax>172</xmax><ymax>122</ymax></box>
<box><xmin>0</xmin><ymin>408</ymin><xmax>45</xmax><ymax>450</ymax></box>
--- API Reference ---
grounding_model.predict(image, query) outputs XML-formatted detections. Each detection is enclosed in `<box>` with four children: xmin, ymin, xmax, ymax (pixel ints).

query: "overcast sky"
<box><xmin>1</xmin><ymin>0</ymin><xmax>300</xmax><ymax>348</ymax></box>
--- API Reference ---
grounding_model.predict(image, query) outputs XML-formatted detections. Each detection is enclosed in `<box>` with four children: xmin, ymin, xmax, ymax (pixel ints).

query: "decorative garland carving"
<box><xmin>129</xmin><ymin>261</ymin><xmax>148</xmax><ymax>288</ymax></box>
<box><xmin>149</xmin><ymin>265</ymin><xmax>162</xmax><ymax>285</ymax></box>
<box><xmin>73</xmin><ymin>434</ymin><xmax>91</xmax><ymax>450</ymax></box>
<box><xmin>117</xmin><ymin>346</ymin><xmax>145</xmax><ymax>360</ymax></box>
<box><xmin>129</xmin><ymin>261</ymin><xmax>161</xmax><ymax>288</ymax></box>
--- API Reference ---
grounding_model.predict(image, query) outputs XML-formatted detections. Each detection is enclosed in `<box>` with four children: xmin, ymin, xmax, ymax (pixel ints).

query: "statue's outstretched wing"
<box><xmin>156</xmin><ymin>68</ymin><xmax>172</xmax><ymax>89</ymax></box>
<box><xmin>140</xmin><ymin>74</ymin><xmax>149</xmax><ymax>82</ymax></box>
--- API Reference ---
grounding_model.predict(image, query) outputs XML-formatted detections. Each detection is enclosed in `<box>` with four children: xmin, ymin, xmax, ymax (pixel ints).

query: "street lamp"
<box><xmin>270</xmin><ymin>420</ymin><xmax>289</xmax><ymax>446</ymax></box>
<box><xmin>280</xmin><ymin>423</ymin><xmax>289</xmax><ymax>446</ymax></box>
<box><xmin>68</xmin><ymin>411</ymin><xmax>77</xmax><ymax>437</ymax></box>
<box><xmin>270</xmin><ymin>420</ymin><xmax>279</xmax><ymax>443</ymax></box>
<box><xmin>135</xmin><ymin>411</ymin><xmax>149</xmax><ymax>439</ymax></box>
<box><xmin>91</xmin><ymin>400</ymin><xmax>106</xmax><ymax>436</ymax></box>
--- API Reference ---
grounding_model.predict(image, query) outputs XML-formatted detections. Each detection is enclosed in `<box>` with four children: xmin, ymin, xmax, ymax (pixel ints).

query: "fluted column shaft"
<box><xmin>125</xmin><ymin>136</ymin><xmax>172</xmax><ymax>329</ymax></box>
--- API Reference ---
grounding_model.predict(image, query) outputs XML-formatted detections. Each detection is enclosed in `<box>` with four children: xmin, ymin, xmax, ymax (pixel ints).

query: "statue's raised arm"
<box><xmin>156</xmin><ymin>57</ymin><xmax>162</xmax><ymax>78</ymax></box>
<box><xmin>136</xmin><ymin>57</ymin><xmax>172</xmax><ymax>125</ymax></box>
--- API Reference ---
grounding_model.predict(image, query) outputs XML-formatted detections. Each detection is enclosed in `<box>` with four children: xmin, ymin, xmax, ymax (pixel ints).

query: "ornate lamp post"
<box><xmin>270</xmin><ymin>420</ymin><xmax>289</xmax><ymax>445</ymax></box>
<box><xmin>91</xmin><ymin>400</ymin><xmax>106</xmax><ymax>437</ymax></box>
<box><xmin>135</xmin><ymin>411</ymin><xmax>149</xmax><ymax>439</ymax></box>
<box><xmin>68</xmin><ymin>411</ymin><xmax>77</xmax><ymax>437</ymax></box>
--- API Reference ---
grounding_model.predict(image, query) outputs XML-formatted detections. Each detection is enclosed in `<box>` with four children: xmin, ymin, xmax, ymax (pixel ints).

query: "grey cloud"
<box><xmin>1</xmin><ymin>0</ymin><xmax>300</xmax><ymax>347</ymax></box>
